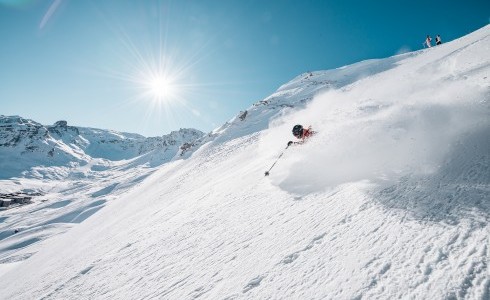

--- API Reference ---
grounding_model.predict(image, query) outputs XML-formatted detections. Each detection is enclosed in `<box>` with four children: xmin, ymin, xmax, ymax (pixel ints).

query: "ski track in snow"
<box><xmin>0</xmin><ymin>25</ymin><xmax>489</xmax><ymax>300</ymax></box>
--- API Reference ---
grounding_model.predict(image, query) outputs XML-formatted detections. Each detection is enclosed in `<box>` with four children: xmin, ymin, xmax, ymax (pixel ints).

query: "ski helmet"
<box><xmin>292</xmin><ymin>124</ymin><xmax>303</xmax><ymax>138</ymax></box>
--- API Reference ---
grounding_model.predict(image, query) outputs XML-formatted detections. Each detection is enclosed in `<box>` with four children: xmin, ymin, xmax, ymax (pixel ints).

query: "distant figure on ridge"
<box><xmin>435</xmin><ymin>34</ymin><xmax>442</xmax><ymax>45</ymax></box>
<box><xmin>425</xmin><ymin>35</ymin><xmax>432</xmax><ymax>48</ymax></box>
<box><xmin>288</xmin><ymin>124</ymin><xmax>315</xmax><ymax>146</ymax></box>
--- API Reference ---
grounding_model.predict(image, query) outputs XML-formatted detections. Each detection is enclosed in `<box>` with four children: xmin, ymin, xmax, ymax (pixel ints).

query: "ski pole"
<box><xmin>264</xmin><ymin>145</ymin><xmax>289</xmax><ymax>176</ymax></box>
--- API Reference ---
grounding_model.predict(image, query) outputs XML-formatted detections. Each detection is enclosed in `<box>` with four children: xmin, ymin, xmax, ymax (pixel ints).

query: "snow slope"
<box><xmin>0</xmin><ymin>25</ymin><xmax>489</xmax><ymax>299</ymax></box>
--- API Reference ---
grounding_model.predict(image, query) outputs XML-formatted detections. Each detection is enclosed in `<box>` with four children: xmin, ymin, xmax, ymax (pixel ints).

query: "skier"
<box><xmin>425</xmin><ymin>35</ymin><xmax>432</xmax><ymax>48</ymax></box>
<box><xmin>264</xmin><ymin>124</ymin><xmax>315</xmax><ymax>176</ymax></box>
<box><xmin>435</xmin><ymin>34</ymin><xmax>442</xmax><ymax>45</ymax></box>
<box><xmin>288</xmin><ymin>124</ymin><xmax>314</xmax><ymax>146</ymax></box>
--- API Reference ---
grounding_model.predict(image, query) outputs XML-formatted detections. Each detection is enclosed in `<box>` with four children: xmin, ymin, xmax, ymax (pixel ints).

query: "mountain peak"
<box><xmin>53</xmin><ymin>120</ymin><xmax>68</xmax><ymax>127</ymax></box>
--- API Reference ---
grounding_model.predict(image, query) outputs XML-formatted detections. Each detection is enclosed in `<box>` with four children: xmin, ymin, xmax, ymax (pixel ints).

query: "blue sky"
<box><xmin>1</xmin><ymin>0</ymin><xmax>489</xmax><ymax>136</ymax></box>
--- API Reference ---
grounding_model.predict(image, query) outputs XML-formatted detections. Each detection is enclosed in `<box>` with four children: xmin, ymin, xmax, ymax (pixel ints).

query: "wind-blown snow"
<box><xmin>267</xmin><ymin>37</ymin><xmax>489</xmax><ymax>194</ymax></box>
<box><xmin>0</xmin><ymin>25</ymin><xmax>489</xmax><ymax>299</ymax></box>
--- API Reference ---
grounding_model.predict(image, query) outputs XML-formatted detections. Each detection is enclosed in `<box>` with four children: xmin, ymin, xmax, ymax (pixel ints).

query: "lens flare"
<box><xmin>0</xmin><ymin>0</ymin><xmax>37</xmax><ymax>9</ymax></box>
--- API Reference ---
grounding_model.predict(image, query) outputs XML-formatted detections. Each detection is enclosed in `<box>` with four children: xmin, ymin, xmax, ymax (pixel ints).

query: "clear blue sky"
<box><xmin>1</xmin><ymin>0</ymin><xmax>489</xmax><ymax>136</ymax></box>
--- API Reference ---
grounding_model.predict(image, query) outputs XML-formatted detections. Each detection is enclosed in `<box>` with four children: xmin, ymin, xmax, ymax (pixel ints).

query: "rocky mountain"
<box><xmin>0</xmin><ymin>115</ymin><xmax>205</xmax><ymax>179</ymax></box>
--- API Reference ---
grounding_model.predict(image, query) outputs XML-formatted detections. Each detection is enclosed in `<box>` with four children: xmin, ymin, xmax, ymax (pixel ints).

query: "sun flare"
<box><xmin>148</xmin><ymin>75</ymin><xmax>176</xmax><ymax>101</ymax></box>
<box><xmin>103</xmin><ymin>8</ymin><xmax>210</xmax><ymax>129</ymax></box>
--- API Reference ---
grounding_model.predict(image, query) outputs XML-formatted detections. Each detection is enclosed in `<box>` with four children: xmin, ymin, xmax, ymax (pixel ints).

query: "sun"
<box><xmin>148</xmin><ymin>75</ymin><xmax>176</xmax><ymax>101</ymax></box>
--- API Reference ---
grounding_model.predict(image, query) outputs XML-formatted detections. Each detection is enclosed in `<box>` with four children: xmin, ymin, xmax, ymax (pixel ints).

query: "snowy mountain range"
<box><xmin>0</xmin><ymin>25</ymin><xmax>489</xmax><ymax>299</ymax></box>
<box><xmin>0</xmin><ymin>115</ymin><xmax>204</xmax><ymax>179</ymax></box>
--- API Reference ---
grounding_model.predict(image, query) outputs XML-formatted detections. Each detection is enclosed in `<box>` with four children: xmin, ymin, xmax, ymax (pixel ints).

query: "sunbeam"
<box><xmin>91</xmin><ymin>6</ymin><xmax>201</xmax><ymax>131</ymax></box>
<box><xmin>85</xmin><ymin>1</ymin><xmax>239</xmax><ymax>135</ymax></box>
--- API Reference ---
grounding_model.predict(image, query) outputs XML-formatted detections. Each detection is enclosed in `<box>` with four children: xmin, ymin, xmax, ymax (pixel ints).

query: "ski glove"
<box><xmin>287</xmin><ymin>141</ymin><xmax>293</xmax><ymax>147</ymax></box>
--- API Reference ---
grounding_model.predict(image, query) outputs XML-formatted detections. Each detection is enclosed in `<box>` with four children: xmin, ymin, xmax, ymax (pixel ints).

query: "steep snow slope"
<box><xmin>0</xmin><ymin>26</ymin><xmax>489</xmax><ymax>299</ymax></box>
